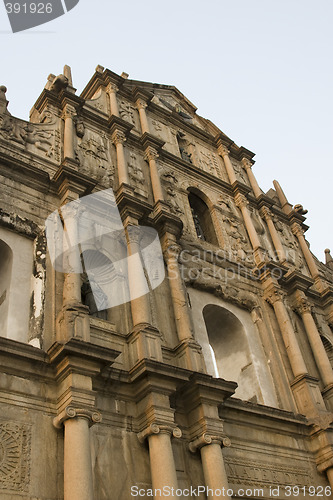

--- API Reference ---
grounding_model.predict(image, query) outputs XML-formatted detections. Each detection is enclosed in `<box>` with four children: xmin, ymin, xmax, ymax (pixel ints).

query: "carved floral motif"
<box><xmin>0</xmin><ymin>422</ymin><xmax>31</xmax><ymax>493</ymax></box>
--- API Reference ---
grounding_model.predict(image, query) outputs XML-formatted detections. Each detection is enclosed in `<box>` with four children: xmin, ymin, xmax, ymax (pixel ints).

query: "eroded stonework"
<box><xmin>0</xmin><ymin>421</ymin><xmax>31</xmax><ymax>493</ymax></box>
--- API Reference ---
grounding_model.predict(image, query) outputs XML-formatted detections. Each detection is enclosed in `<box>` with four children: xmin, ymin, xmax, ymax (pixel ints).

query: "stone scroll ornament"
<box><xmin>4</xmin><ymin>0</ymin><xmax>80</xmax><ymax>33</ymax></box>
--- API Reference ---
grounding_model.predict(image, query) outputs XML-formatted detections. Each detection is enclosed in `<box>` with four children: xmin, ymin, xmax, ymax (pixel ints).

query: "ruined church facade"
<box><xmin>0</xmin><ymin>66</ymin><xmax>333</xmax><ymax>499</ymax></box>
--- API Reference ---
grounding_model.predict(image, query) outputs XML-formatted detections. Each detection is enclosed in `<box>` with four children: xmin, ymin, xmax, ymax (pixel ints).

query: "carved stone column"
<box><xmin>125</xmin><ymin>224</ymin><xmax>151</xmax><ymax>326</ymax></box>
<box><xmin>111</xmin><ymin>129</ymin><xmax>130</xmax><ymax>186</ymax></box>
<box><xmin>260</xmin><ymin>206</ymin><xmax>287</xmax><ymax>263</ymax></box>
<box><xmin>62</xmin><ymin>104</ymin><xmax>76</xmax><ymax>160</ymax></box>
<box><xmin>291</xmin><ymin>223</ymin><xmax>325</xmax><ymax>292</ymax></box>
<box><xmin>234</xmin><ymin>193</ymin><xmax>265</xmax><ymax>265</ymax></box>
<box><xmin>136</xmin><ymin>98</ymin><xmax>150</xmax><ymax>135</ymax></box>
<box><xmin>138</xmin><ymin>423</ymin><xmax>181</xmax><ymax>498</ymax></box>
<box><xmin>217</xmin><ymin>144</ymin><xmax>237</xmax><ymax>184</ymax></box>
<box><xmin>144</xmin><ymin>146</ymin><xmax>164</xmax><ymax>203</ymax></box>
<box><xmin>265</xmin><ymin>286</ymin><xmax>308</xmax><ymax>378</ymax></box>
<box><xmin>61</xmin><ymin>201</ymin><xmax>82</xmax><ymax>307</ymax></box>
<box><xmin>241</xmin><ymin>158</ymin><xmax>262</xmax><ymax>198</ymax></box>
<box><xmin>54</xmin><ymin>407</ymin><xmax>101</xmax><ymax>500</ymax></box>
<box><xmin>189</xmin><ymin>434</ymin><xmax>232</xmax><ymax>500</ymax></box>
<box><xmin>107</xmin><ymin>83</ymin><xmax>119</xmax><ymax>117</ymax></box>
<box><xmin>294</xmin><ymin>291</ymin><xmax>333</xmax><ymax>389</ymax></box>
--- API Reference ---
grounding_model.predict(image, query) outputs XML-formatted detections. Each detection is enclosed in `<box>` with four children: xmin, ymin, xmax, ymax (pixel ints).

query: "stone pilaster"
<box><xmin>241</xmin><ymin>157</ymin><xmax>262</xmax><ymax>198</ymax></box>
<box><xmin>54</xmin><ymin>407</ymin><xmax>101</xmax><ymax>500</ymax></box>
<box><xmin>138</xmin><ymin>423</ymin><xmax>181</xmax><ymax>497</ymax></box>
<box><xmin>136</xmin><ymin>98</ymin><xmax>150</xmax><ymax>134</ymax></box>
<box><xmin>111</xmin><ymin>129</ymin><xmax>130</xmax><ymax>186</ymax></box>
<box><xmin>260</xmin><ymin>206</ymin><xmax>287</xmax><ymax>263</ymax></box>
<box><xmin>107</xmin><ymin>83</ymin><xmax>119</xmax><ymax>117</ymax></box>
<box><xmin>144</xmin><ymin>145</ymin><xmax>164</xmax><ymax>202</ymax></box>
<box><xmin>217</xmin><ymin>143</ymin><xmax>237</xmax><ymax>184</ymax></box>
<box><xmin>293</xmin><ymin>291</ymin><xmax>333</xmax><ymax>396</ymax></box>
<box><xmin>291</xmin><ymin>222</ymin><xmax>326</xmax><ymax>293</ymax></box>
<box><xmin>189</xmin><ymin>433</ymin><xmax>232</xmax><ymax>500</ymax></box>
<box><xmin>62</xmin><ymin>104</ymin><xmax>76</xmax><ymax>160</ymax></box>
<box><xmin>234</xmin><ymin>193</ymin><xmax>265</xmax><ymax>265</ymax></box>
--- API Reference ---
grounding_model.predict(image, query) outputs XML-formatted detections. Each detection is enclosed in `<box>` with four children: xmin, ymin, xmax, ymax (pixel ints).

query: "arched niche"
<box><xmin>188</xmin><ymin>287</ymin><xmax>279</xmax><ymax>407</ymax></box>
<box><xmin>0</xmin><ymin>240</ymin><xmax>13</xmax><ymax>336</ymax></box>
<box><xmin>203</xmin><ymin>304</ymin><xmax>258</xmax><ymax>402</ymax></box>
<box><xmin>188</xmin><ymin>189</ymin><xmax>218</xmax><ymax>246</ymax></box>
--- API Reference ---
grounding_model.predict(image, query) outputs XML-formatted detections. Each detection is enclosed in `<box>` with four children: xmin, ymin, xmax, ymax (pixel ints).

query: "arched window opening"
<box><xmin>0</xmin><ymin>240</ymin><xmax>13</xmax><ymax>337</ymax></box>
<box><xmin>188</xmin><ymin>191</ymin><xmax>218</xmax><ymax>245</ymax></box>
<box><xmin>203</xmin><ymin>304</ymin><xmax>259</xmax><ymax>402</ymax></box>
<box><xmin>81</xmin><ymin>249</ymin><xmax>118</xmax><ymax>320</ymax></box>
<box><xmin>321</xmin><ymin>335</ymin><xmax>333</xmax><ymax>368</ymax></box>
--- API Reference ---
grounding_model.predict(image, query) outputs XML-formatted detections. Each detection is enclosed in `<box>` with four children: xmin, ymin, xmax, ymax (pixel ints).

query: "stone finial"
<box><xmin>121</xmin><ymin>72</ymin><xmax>129</xmax><ymax>79</ymax></box>
<box><xmin>50</xmin><ymin>74</ymin><xmax>69</xmax><ymax>93</ymax></box>
<box><xmin>0</xmin><ymin>85</ymin><xmax>8</xmax><ymax>114</ymax></box>
<box><xmin>325</xmin><ymin>249</ymin><xmax>333</xmax><ymax>270</ymax></box>
<box><xmin>95</xmin><ymin>65</ymin><xmax>104</xmax><ymax>73</ymax></box>
<box><xmin>294</xmin><ymin>204</ymin><xmax>308</xmax><ymax>215</ymax></box>
<box><xmin>273</xmin><ymin>180</ymin><xmax>293</xmax><ymax>214</ymax></box>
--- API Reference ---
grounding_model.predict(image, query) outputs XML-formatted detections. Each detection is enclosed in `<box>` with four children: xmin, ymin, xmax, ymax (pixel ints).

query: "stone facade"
<box><xmin>0</xmin><ymin>67</ymin><xmax>333</xmax><ymax>499</ymax></box>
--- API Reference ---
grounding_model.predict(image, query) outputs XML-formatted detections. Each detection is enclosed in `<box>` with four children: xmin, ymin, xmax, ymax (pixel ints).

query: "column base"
<box><xmin>56</xmin><ymin>304</ymin><xmax>90</xmax><ymax>343</ymax></box>
<box><xmin>173</xmin><ymin>338</ymin><xmax>205</xmax><ymax>372</ymax></box>
<box><xmin>291</xmin><ymin>374</ymin><xmax>328</xmax><ymax>421</ymax></box>
<box><xmin>128</xmin><ymin>323</ymin><xmax>163</xmax><ymax>366</ymax></box>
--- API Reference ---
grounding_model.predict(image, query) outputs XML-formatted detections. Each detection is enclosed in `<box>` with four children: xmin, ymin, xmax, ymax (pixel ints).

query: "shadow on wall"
<box><xmin>0</xmin><ymin>240</ymin><xmax>13</xmax><ymax>337</ymax></box>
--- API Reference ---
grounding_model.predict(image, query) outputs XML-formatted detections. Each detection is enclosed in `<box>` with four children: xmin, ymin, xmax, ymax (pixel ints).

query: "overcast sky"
<box><xmin>1</xmin><ymin>0</ymin><xmax>332</xmax><ymax>261</ymax></box>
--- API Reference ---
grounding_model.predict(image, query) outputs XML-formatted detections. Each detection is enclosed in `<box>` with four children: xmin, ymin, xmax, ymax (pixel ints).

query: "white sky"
<box><xmin>1</xmin><ymin>0</ymin><xmax>332</xmax><ymax>261</ymax></box>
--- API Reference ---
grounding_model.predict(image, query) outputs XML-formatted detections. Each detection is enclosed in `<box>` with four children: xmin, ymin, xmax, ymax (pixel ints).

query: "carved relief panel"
<box><xmin>0</xmin><ymin>421</ymin><xmax>31</xmax><ymax>494</ymax></box>
<box><xmin>0</xmin><ymin>109</ymin><xmax>61</xmax><ymax>164</ymax></box>
<box><xmin>198</xmin><ymin>148</ymin><xmax>222</xmax><ymax>179</ymax></box>
<box><xmin>75</xmin><ymin>125</ymin><xmax>114</xmax><ymax>187</ymax></box>
<box><xmin>274</xmin><ymin>218</ymin><xmax>307</xmax><ymax>272</ymax></box>
<box><xmin>119</xmin><ymin>99</ymin><xmax>140</xmax><ymax>132</ymax></box>
<box><xmin>85</xmin><ymin>88</ymin><xmax>108</xmax><ymax>115</ymax></box>
<box><xmin>161</xmin><ymin>169</ymin><xmax>184</xmax><ymax>215</ymax></box>
<box><xmin>231</xmin><ymin>159</ymin><xmax>250</xmax><ymax>186</ymax></box>
<box><xmin>127</xmin><ymin>150</ymin><xmax>148</xmax><ymax>198</ymax></box>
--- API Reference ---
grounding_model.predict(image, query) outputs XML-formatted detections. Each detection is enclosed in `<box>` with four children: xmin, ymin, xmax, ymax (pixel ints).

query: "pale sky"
<box><xmin>1</xmin><ymin>0</ymin><xmax>332</xmax><ymax>261</ymax></box>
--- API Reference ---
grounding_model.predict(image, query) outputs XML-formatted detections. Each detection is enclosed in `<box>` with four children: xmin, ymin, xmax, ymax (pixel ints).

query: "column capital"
<box><xmin>111</xmin><ymin>129</ymin><xmax>126</xmax><ymax>145</ymax></box>
<box><xmin>234</xmin><ymin>192</ymin><xmax>248</xmax><ymax>209</ymax></box>
<box><xmin>291</xmin><ymin>222</ymin><xmax>304</xmax><ymax>238</ymax></box>
<box><xmin>259</xmin><ymin>206</ymin><xmax>272</xmax><ymax>221</ymax></box>
<box><xmin>293</xmin><ymin>291</ymin><xmax>312</xmax><ymax>315</ymax></box>
<box><xmin>137</xmin><ymin>423</ymin><xmax>182</xmax><ymax>443</ymax></box>
<box><xmin>241</xmin><ymin>157</ymin><xmax>253</xmax><ymax>170</ymax></box>
<box><xmin>53</xmin><ymin>406</ymin><xmax>102</xmax><ymax>429</ymax></box>
<box><xmin>144</xmin><ymin>146</ymin><xmax>159</xmax><ymax>162</ymax></box>
<box><xmin>264</xmin><ymin>286</ymin><xmax>285</xmax><ymax>306</ymax></box>
<box><xmin>106</xmin><ymin>82</ymin><xmax>119</xmax><ymax>94</ymax></box>
<box><xmin>136</xmin><ymin>98</ymin><xmax>148</xmax><ymax>110</ymax></box>
<box><xmin>162</xmin><ymin>243</ymin><xmax>181</xmax><ymax>262</ymax></box>
<box><xmin>189</xmin><ymin>433</ymin><xmax>231</xmax><ymax>453</ymax></box>
<box><xmin>62</xmin><ymin>104</ymin><xmax>76</xmax><ymax>120</ymax></box>
<box><xmin>217</xmin><ymin>144</ymin><xmax>230</xmax><ymax>158</ymax></box>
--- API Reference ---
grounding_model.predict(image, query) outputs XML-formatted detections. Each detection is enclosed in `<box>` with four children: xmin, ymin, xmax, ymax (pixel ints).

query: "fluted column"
<box><xmin>111</xmin><ymin>129</ymin><xmax>130</xmax><ymax>186</ymax></box>
<box><xmin>241</xmin><ymin>158</ymin><xmax>262</xmax><ymax>198</ymax></box>
<box><xmin>126</xmin><ymin>225</ymin><xmax>151</xmax><ymax>326</ymax></box>
<box><xmin>138</xmin><ymin>424</ymin><xmax>181</xmax><ymax>499</ymax></box>
<box><xmin>54</xmin><ymin>407</ymin><xmax>101</xmax><ymax>500</ymax></box>
<box><xmin>291</xmin><ymin>223</ymin><xmax>324</xmax><ymax>291</ymax></box>
<box><xmin>144</xmin><ymin>146</ymin><xmax>164</xmax><ymax>202</ymax></box>
<box><xmin>265</xmin><ymin>286</ymin><xmax>308</xmax><ymax>378</ymax></box>
<box><xmin>189</xmin><ymin>434</ymin><xmax>232</xmax><ymax>500</ymax></box>
<box><xmin>62</xmin><ymin>104</ymin><xmax>76</xmax><ymax>160</ymax></box>
<box><xmin>260</xmin><ymin>206</ymin><xmax>287</xmax><ymax>262</ymax></box>
<box><xmin>136</xmin><ymin>98</ymin><xmax>150</xmax><ymax>134</ymax></box>
<box><xmin>162</xmin><ymin>242</ymin><xmax>193</xmax><ymax>341</ymax></box>
<box><xmin>294</xmin><ymin>291</ymin><xmax>333</xmax><ymax>388</ymax></box>
<box><xmin>107</xmin><ymin>83</ymin><xmax>119</xmax><ymax>117</ymax></box>
<box><xmin>217</xmin><ymin>144</ymin><xmax>237</xmax><ymax>184</ymax></box>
